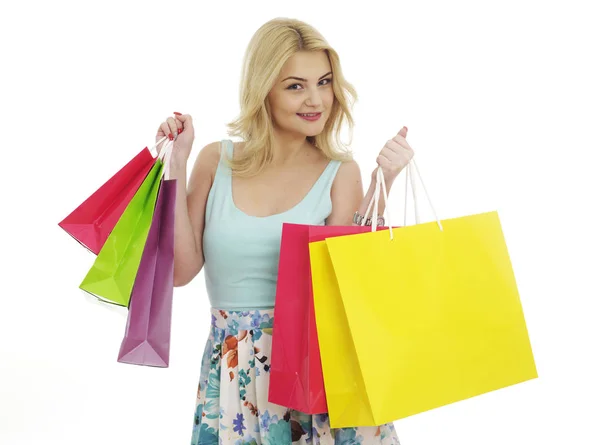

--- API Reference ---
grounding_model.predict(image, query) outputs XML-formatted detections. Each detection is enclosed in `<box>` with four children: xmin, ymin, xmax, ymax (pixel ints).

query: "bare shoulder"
<box><xmin>332</xmin><ymin>159</ymin><xmax>362</xmax><ymax>187</ymax></box>
<box><xmin>189</xmin><ymin>140</ymin><xmax>222</xmax><ymax>184</ymax></box>
<box><xmin>195</xmin><ymin>140</ymin><xmax>222</xmax><ymax>167</ymax></box>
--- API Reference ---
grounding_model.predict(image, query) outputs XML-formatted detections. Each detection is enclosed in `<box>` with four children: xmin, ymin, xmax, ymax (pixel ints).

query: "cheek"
<box><xmin>288</xmin><ymin>96</ymin><xmax>306</xmax><ymax>113</ymax></box>
<box><xmin>324</xmin><ymin>89</ymin><xmax>335</xmax><ymax>106</ymax></box>
<box><xmin>272</xmin><ymin>93</ymin><xmax>297</xmax><ymax>114</ymax></box>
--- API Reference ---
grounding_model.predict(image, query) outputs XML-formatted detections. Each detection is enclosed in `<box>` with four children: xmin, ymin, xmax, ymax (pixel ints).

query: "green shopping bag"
<box><xmin>79</xmin><ymin>158</ymin><xmax>164</xmax><ymax>307</ymax></box>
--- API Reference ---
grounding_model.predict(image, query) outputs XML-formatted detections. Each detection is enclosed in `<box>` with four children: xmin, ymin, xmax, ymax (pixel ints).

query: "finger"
<box><xmin>391</xmin><ymin>135</ymin><xmax>412</xmax><ymax>150</ymax></box>
<box><xmin>376</xmin><ymin>154</ymin><xmax>392</xmax><ymax>168</ymax></box>
<box><xmin>172</xmin><ymin>113</ymin><xmax>183</xmax><ymax>135</ymax></box>
<box><xmin>384</xmin><ymin>142</ymin><xmax>409</xmax><ymax>157</ymax></box>
<box><xmin>390</xmin><ymin>141</ymin><xmax>413</xmax><ymax>157</ymax></box>
<box><xmin>383</xmin><ymin>145</ymin><xmax>413</xmax><ymax>165</ymax></box>
<box><xmin>380</xmin><ymin>146</ymin><xmax>395</xmax><ymax>159</ymax></box>
<box><xmin>175</xmin><ymin>114</ymin><xmax>193</xmax><ymax>132</ymax></box>
<box><xmin>166</xmin><ymin>117</ymin><xmax>178</xmax><ymax>140</ymax></box>
<box><xmin>157</xmin><ymin>122</ymin><xmax>171</xmax><ymax>150</ymax></box>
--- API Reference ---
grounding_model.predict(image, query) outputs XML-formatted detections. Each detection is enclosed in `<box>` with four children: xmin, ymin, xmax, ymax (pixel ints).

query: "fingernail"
<box><xmin>173</xmin><ymin>112</ymin><xmax>182</xmax><ymax>116</ymax></box>
<box><xmin>168</xmin><ymin>133</ymin><xmax>174</xmax><ymax>140</ymax></box>
<box><xmin>178</xmin><ymin>128</ymin><xmax>183</xmax><ymax>134</ymax></box>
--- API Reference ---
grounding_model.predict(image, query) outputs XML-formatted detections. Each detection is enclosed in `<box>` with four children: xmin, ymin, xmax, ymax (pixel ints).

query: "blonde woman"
<box><xmin>156</xmin><ymin>17</ymin><xmax>413</xmax><ymax>445</ymax></box>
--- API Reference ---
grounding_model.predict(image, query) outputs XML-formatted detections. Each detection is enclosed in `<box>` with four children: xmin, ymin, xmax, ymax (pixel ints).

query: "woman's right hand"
<box><xmin>156</xmin><ymin>112</ymin><xmax>195</xmax><ymax>168</ymax></box>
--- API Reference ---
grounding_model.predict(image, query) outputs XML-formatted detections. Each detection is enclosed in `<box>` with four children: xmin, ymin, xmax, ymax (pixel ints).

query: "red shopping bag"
<box><xmin>117</xmin><ymin>176</ymin><xmax>177</xmax><ymax>367</ymax></box>
<box><xmin>269</xmin><ymin>223</ymin><xmax>382</xmax><ymax>413</ymax></box>
<box><xmin>58</xmin><ymin>140</ymin><xmax>164</xmax><ymax>254</ymax></box>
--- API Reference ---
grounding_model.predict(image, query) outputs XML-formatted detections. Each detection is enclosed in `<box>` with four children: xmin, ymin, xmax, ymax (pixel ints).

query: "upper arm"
<box><xmin>326</xmin><ymin>159</ymin><xmax>364</xmax><ymax>226</ymax></box>
<box><xmin>186</xmin><ymin>141</ymin><xmax>222</xmax><ymax>253</ymax></box>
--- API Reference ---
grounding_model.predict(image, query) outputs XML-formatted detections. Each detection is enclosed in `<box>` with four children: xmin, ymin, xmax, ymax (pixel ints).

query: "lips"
<box><xmin>297</xmin><ymin>112</ymin><xmax>322</xmax><ymax>121</ymax></box>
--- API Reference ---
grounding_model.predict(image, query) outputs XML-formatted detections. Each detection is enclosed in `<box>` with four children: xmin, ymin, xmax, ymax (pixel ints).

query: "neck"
<box><xmin>270</xmin><ymin>127</ymin><xmax>314</xmax><ymax>166</ymax></box>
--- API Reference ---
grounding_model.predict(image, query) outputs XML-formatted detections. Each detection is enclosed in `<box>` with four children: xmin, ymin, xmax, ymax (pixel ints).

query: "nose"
<box><xmin>305</xmin><ymin>86</ymin><xmax>323</xmax><ymax>107</ymax></box>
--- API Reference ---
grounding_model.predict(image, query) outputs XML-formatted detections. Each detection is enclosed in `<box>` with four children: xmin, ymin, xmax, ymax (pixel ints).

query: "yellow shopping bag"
<box><xmin>308</xmin><ymin>171</ymin><xmax>398</xmax><ymax>428</ymax></box>
<box><xmin>311</xmin><ymin>164</ymin><xmax>537</xmax><ymax>428</ymax></box>
<box><xmin>308</xmin><ymin>226</ymin><xmax>377</xmax><ymax>428</ymax></box>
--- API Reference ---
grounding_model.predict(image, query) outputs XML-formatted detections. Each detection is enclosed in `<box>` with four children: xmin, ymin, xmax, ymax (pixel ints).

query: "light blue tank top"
<box><xmin>202</xmin><ymin>139</ymin><xmax>342</xmax><ymax>310</ymax></box>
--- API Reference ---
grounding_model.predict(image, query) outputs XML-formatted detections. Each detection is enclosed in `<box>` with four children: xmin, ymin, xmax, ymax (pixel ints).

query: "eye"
<box><xmin>287</xmin><ymin>78</ymin><xmax>332</xmax><ymax>90</ymax></box>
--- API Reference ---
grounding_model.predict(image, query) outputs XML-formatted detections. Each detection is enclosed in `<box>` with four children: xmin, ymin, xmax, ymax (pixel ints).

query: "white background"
<box><xmin>1</xmin><ymin>0</ymin><xmax>599</xmax><ymax>443</ymax></box>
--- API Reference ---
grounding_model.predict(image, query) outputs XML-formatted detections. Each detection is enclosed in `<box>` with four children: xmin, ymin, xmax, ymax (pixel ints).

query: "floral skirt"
<box><xmin>190</xmin><ymin>308</ymin><xmax>401</xmax><ymax>445</ymax></box>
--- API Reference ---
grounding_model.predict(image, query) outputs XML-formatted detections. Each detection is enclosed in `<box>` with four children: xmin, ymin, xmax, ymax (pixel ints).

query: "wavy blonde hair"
<box><xmin>226</xmin><ymin>17</ymin><xmax>358</xmax><ymax>177</ymax></box>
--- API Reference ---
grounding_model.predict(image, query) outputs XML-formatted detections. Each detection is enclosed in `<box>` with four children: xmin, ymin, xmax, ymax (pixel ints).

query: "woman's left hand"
<box><xmin>372</xmin><ymin>126</ymin><xmax>414</xmax><ymax>184</ymax></box>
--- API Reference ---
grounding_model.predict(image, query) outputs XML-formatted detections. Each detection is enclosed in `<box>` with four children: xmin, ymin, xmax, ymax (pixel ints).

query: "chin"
<box><xmin>299</xmin><ymin>120</ymin><xmax>327</xmax><ymax>137</ymax></box>
<box><xmin>296</xmin><ymin>127</ymin><xmax>323</xmax><ymax>138</ymax></box>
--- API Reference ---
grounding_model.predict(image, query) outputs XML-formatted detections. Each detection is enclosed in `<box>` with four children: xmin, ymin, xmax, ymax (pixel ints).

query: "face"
<box><xmin>267</xmin><ymin>50</ymin><xmax>334</xmax><ymax>139</ymax></box>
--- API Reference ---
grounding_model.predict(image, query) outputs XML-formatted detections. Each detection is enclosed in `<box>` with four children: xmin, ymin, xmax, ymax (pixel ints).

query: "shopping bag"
<box><xmin>78</xmin><ymin>141</ymin><xmax>171</xmax><ymax>306</ymax></box>
<box><xmin>307</xmin><ymin>226</ymin><xmax>378</xmax><ymax>425</ymax></box>
<box><xmin>118</xmin><ymin>142</ymin><xmax>177</xmax><ymax>367</ymax></box>
<box><xmin>270</xmin><ymin>178</ymin><xmax>395</xmax><ymax>413</ymax></box>
<box><xmin>313</xmin><ymin>164</ymin><xmax>537</xmax><ymax>427</ymax></box>
<box><xmin>58</xmin><ymin>136</ymin><xmax>167</xmax><ymax>254</ymax></box>
<box><xmin>307</xmin><ymin>184</ymin><xmax>397</xmax><ymax>426</ymax></box>
<box><xmin>269</xmin><ymin>223</ymin><xmax>326</xmax><ymax>413</ymax></box>
<box><xmin>270</xmin><ymin>224</ymin><xmax>377</xmax><ymax>413</ymax></box>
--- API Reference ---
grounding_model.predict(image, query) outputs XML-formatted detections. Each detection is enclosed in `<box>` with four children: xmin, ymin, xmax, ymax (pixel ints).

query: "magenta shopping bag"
<box><xmin>269</xmin><ymin>223</ymin><xmax>387</xmax><ymax>413</ymax></box>
<box><xmin>117</xmin><ymin>177</ymin><xmax>177</xmax><ymax>367</ymax></box>
<box><xmin>58</xmin><ymin>137</ymin><xmax>167</xmax><ymax>254</ymax></box>
<box><xmin>269</xmin><ymin>223</ymin><xmax>327</xmax><ymax>413</ymax></box>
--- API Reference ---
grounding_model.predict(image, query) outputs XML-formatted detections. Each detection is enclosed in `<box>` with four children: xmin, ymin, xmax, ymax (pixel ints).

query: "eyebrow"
<box><xmin>281</xmin><ymin>71</ymin><xmax>332</xmax><ymax>83</ymax></box>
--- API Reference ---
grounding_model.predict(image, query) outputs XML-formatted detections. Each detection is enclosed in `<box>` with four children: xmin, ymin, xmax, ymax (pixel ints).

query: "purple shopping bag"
<box><xmin>117</xmin><ymin>177</ymin><xmax>177</xmax><ymax>367</ymax></box>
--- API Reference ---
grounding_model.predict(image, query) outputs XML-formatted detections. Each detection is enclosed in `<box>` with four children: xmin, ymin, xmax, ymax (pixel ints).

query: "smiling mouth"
<box><xmin>297</xmin><ymin>112</ymin><xmax>322</xmax><ymax>121</ymax></box>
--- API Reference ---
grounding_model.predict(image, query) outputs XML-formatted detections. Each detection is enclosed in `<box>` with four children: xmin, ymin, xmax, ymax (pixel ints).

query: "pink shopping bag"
<box><xmin>117</xmin><ymin>175</ymin><xmax>177</xmax><ymax>368</ymax></box>
<box><xmin>269</xmin><ymin>223</ymin><xmax>382</xmax><ymax>413</ymax></box>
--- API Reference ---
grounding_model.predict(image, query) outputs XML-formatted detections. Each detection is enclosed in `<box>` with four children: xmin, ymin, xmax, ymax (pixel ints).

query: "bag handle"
<box><xmin>156</xmin><ymin>139</ymin><xmax>174</xmax><ymax>180</ymax></box>
<box><xmin>151</xmin><ymin>135</ymin><xmax>169</xmax><ymax>157</ymax></box>
<box><xmin>361</xmin><ymin>158</ymin><xmax>444</xmax><ymax>240</ymax></box>
<box><xmin>407</xmin><ymin>159</ymin><xmax>443</xmax><ymax>232</ymax></box>
<box><xmin>360</xmin><ymin>168</ymin><xmax>394</xmax><ymax>238</ymax></box>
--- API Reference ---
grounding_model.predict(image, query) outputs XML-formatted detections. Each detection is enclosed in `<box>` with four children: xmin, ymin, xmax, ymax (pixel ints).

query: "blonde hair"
<box><xmin>226</xmin><ymin>17</ymin><xmax>358</xmax><ymax>177</ymax></box>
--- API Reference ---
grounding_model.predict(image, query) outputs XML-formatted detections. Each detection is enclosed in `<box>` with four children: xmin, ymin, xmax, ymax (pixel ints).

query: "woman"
<box><xmin>156</xmin><ymin>17</ymin><xmax>414</xmax><ymax>445</ymax></box>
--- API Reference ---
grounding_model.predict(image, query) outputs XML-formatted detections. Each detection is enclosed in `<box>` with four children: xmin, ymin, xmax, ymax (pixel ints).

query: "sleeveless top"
<box><xmin>202</xmin><ymin>139</ymin><xmax>342</xmax><ymax>310</ymax></box>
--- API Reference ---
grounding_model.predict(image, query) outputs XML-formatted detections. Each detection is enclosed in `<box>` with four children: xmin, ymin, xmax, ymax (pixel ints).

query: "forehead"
<box><xmin>278</xmin><ymin>51</ymin><xmax>331</xmax><ymax>79</ymax></box>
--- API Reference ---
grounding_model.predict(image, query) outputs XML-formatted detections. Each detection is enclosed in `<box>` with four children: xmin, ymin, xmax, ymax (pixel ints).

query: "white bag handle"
<box><xmin>361</xmin><ymin>158</ymin><xmax>444</xmax><ymax>240</ymax></box>
<box><xmin>156</xmin><ymin>139</ymin><xmax>174</xmax><ymax>180</ymax></box>
<box><xmin>360</xmin><ymin>168</ymin><xmax>393</xmax><ymax>239</ymax></box>
<box><xmin>151</xmin><ymin>135</ymin><xmax>169</xmax><ymax>157</ymax></box>
<box><xmin>408</xmin><ymin>159</ymin><xmax>443</xmax><ymax>232</ymax></box>
<box><xmin>360</xmin><ymin>167</ymin><xmax>394</xmax><ymax>239</ymax></box>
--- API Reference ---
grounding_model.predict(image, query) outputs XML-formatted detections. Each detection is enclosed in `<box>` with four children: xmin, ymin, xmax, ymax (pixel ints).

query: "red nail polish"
<box><xmin>178</xmin><ymin>128</ymin><xmax>183</xmax><ymax>134</ymax></box>
<box><xmin>173</xmin><ymin>112</ymin><xmax>182</xmax><ymax>116</ymax></box>
<box><xmin>168</xmin><ymin>133</ymin><xmax>174</xmax><ymax>140</ymax></box>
